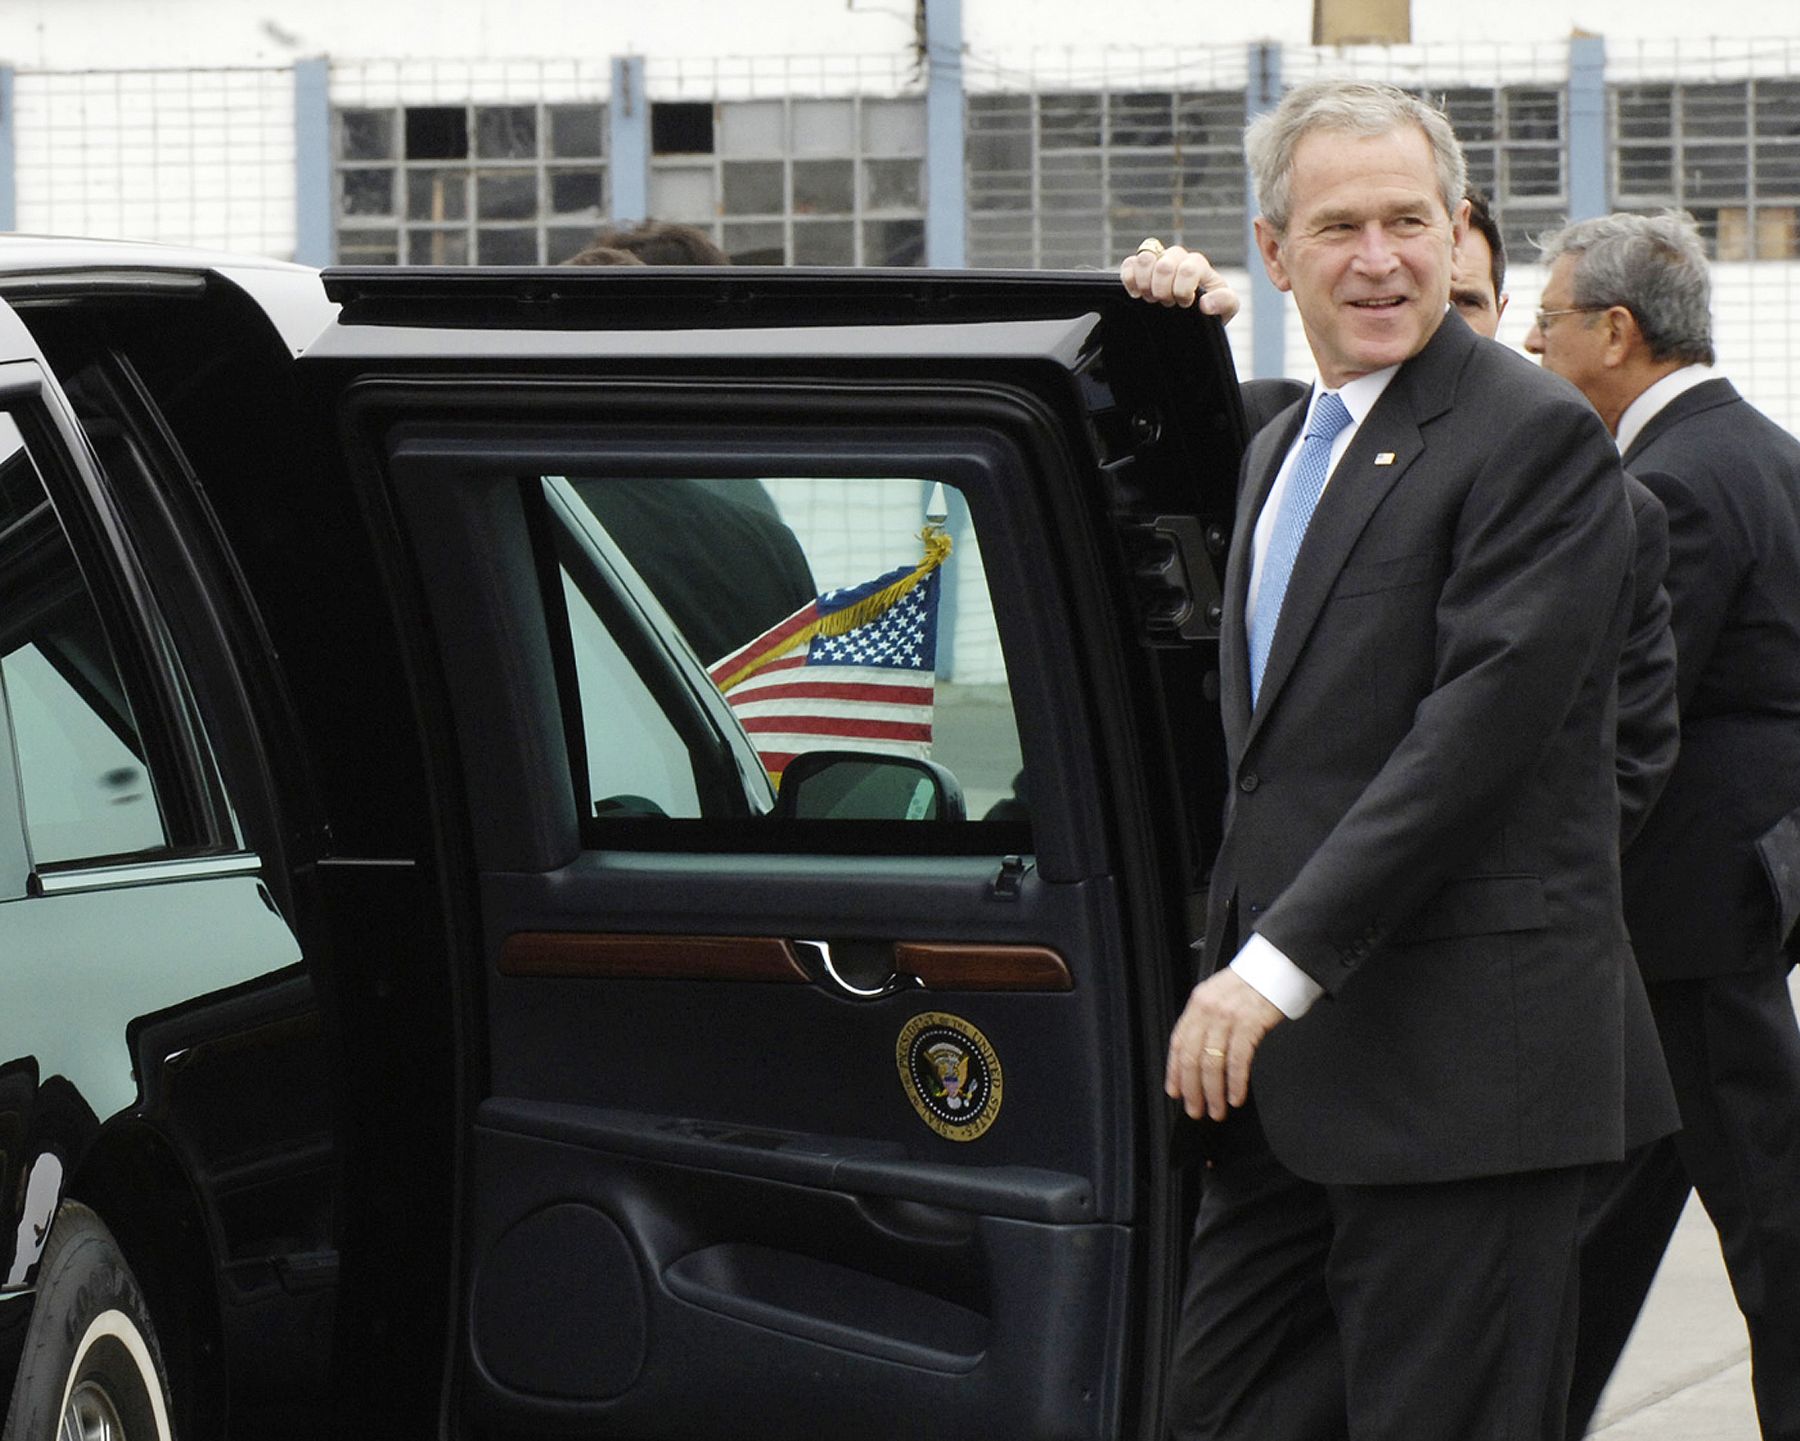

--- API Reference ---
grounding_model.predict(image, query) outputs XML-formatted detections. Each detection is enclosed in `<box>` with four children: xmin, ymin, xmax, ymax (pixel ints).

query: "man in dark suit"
<box><xmin>1122</xmin><ymin>80</ymin><xmax>1674</xmax><ymax>1439</ymax></box>
<box><xmin>1457</xmin><ymin>189</ymin><xmax>1679</xmax><ymax>845</ymax></box>
<box><xmin>1527</xmin><ymin>211</ymin><xmax>1800</xmax><ymax>1441</ymax></box>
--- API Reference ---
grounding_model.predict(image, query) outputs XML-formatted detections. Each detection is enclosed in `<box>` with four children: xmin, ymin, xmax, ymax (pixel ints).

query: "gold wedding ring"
<box><xmin>1137</xmin><ymin>236</ymin><xmax>1166</xmax><ymax>258</ymax></box>
<box><xmin>1203</xmin><ymin>1047</ymin><xmax>1227</xmax><ymax>1059</ymax></box>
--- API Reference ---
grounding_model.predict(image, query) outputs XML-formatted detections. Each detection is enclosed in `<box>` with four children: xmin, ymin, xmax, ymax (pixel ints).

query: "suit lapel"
<box><xmin>1621</xmin><ymin>377</ymin><xmax>1739</xmax><ymax>467</ymax></box>
<box><xmin>1243</xmin><ymin>315</ymin><xmax>1472</xmax><ymax>745</ymax></box>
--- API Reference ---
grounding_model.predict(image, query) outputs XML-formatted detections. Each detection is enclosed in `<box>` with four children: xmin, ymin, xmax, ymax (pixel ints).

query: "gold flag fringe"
<box><xmin>715</xmin><ymin>525</ymin><xmax>953</xmax><ymax>695</ymax></box>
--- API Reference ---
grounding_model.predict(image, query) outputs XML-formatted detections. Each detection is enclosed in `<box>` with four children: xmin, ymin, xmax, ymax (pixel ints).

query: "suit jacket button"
<box><xmin>1239</xmin><ymin>773</ymin><xmax>1259</xmax><ymax>793</ymax></box>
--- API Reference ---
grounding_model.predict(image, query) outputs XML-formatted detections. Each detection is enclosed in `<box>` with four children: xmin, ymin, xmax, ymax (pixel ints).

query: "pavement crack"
<box><xmin>1588</xmin><ymin>1346</ymin><xmax>1752</xmax><ymax>1432</ymax></box>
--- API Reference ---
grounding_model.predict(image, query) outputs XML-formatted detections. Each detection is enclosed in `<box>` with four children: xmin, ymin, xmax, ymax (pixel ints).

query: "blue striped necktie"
<box><xmin>1248</xmin><ymin>391</ymin><xmax>1354</xmax><ymax>704</ymax></box>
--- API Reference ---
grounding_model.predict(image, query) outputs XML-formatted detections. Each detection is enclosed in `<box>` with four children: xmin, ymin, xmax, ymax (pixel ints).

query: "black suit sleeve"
<box><xmin>1616</xmin><ymin>476</ymin><xmax>1680</xmax><ymax>851</ymax></box>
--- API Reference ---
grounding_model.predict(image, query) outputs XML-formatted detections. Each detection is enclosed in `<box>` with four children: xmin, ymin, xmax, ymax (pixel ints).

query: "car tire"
<box><xmin>1</xmin><ymin>1202</ymin><xmax>175</xmax><ymax>1441</ymax></box>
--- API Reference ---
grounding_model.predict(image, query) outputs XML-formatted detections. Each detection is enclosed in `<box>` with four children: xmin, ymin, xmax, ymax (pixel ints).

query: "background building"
<box><xmin>3</xmin><ymin>0</ymin><xmax>1796</xmax><ymax>430</ymax></box>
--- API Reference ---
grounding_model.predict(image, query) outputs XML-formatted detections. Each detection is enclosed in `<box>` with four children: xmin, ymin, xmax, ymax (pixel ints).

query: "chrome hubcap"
<box><xmin>58</xmin><ymin>1380</ymin><xmax>127</xmax><ymax>1441</ymax></box>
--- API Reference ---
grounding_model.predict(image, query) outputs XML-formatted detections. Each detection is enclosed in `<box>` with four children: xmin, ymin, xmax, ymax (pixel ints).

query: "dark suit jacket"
<box><xmin>1202</xmin><ymin>313</ymin><xmax>1669</xmax><ymax>1185</ymax></box>
<box><xmin>1617</xmin><ymin>476</ymin><xmax>1679</xmax><ymax>850</ymax></box>
<box><xmin>572</xmin><ymin>477</ymin><xmax>816</xmax><ymax>665</ymax></box>
<box><xmin>1619</xmin><ymin>379</ymin><xmax>1800</xmax><ymax>978</ymax></box>
<box><xmin>1236</xmin><ymin>386</ymin><xmax>1678</xmax><ymax>855</ymax></box>
<box><xmin>1240</xmin><ymin>377</ymin><xmax>1309</xmax><ymax>435</ymax></box>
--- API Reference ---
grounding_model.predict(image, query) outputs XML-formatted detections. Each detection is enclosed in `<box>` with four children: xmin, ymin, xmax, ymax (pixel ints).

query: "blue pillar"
<box><xmin>1246</xmin><ymin>43</ymin><xmax>1285</xmax><ymax>381</ymax></box>
<box><xmin>924</xmin><ymin>0</ymin><xmax>966</xmax><ymax>267</ymax></box>
<box><xmin>293</xmin><ymin>57</ymin><xmax>332</xmax><ymax>265</ymax></box>
<box><xmin>0</xmin><ymin>67</ymin><xmax>16</xmax><ymax>233</ymax></box>
<box><xmin>1567</xmin><ymin>35</ymin><xmax>1608</xmax><ymax>222</ymax></box>
<box><xmin>610</xmin><ymin>56</ymin><xmax>649</xmax><ymax>225</ymax></box>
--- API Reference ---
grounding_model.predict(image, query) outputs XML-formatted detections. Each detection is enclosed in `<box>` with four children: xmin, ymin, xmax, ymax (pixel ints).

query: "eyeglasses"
<box><xmin>1532</xmin><ymin>306</ymin><xmax>1604</xmax><ymax>332</ymax></box>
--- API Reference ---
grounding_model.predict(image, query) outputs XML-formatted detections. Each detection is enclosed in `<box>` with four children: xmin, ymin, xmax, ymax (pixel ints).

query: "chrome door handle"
<box><xmin>794</xmin><ymin>940</ymin><xmax>922</xmax><ymax>1001</ymax></box>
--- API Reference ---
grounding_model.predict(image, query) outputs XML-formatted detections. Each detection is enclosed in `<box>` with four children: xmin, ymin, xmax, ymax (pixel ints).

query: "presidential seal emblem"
<box><xmin>896</xmin><ymin>1012</ymin><xmax>1003</xmax><ymax>1141</ymax></box>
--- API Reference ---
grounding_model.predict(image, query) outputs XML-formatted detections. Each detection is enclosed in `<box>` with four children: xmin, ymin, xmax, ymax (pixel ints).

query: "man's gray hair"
<box><xmin>1245</xmin><ymin>80</ymin><xmax>1467</xmax><ymax>235</ymax></box>
<box><xmin>1536</xmin><ymin>210</ymin><xmax>1715</xmax><ymax>366</ymax></box>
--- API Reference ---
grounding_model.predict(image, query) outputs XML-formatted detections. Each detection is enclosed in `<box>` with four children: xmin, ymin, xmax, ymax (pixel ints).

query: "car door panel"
<box><xmin>477</xmin><ymin>857</ymin><xmax>1134</xmax><ymax>1203</ymax></box>
<box><xmin>465</xmin><ymin>1120</ymin><xmax>1128</xmax><ymax>1437</ymax></box>
<box><xmin>305</xmin><ymin>269</ymin><xmax>1245</xmax><ymax>1439</ymax></box>
<box><xmin>448</xmin><ymin>540</ymin><xmax>1130</xmax><ymax>1438</ymax></box>
<box><xmin>373</xmin><ymin>407</ymin><xmax>1143</xmax><ymax>1436</ymax></box>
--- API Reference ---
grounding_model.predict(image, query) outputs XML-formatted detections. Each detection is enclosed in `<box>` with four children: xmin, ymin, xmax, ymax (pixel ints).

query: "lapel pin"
<box><xmin>1374</xmin><ymin>452</ymin><xmax>1396</xmax><ymax>466</ymax></box>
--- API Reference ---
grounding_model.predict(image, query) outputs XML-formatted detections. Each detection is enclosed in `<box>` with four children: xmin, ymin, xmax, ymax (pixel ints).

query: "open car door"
<box><xmin>302</xmin><ymin>268</ymin><xmax>1245</xmax><ymax>1439</ymax></box>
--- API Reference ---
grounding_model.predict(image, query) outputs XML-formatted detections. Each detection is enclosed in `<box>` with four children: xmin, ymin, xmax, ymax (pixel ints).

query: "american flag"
<box><xmin>708</xmin><ymin>529</ymin><xmax>951</xmax><ymax>784</ymax></box>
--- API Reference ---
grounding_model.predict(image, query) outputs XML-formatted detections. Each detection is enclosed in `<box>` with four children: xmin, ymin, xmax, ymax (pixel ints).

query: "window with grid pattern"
<box><xmin>334</xmin><ymin>102</ymin><xmax>609</xmax><ymax>265</ymax></box>
<box><xmin>646</xmin><ymin>97</ymin><xmax>926</xmax><ymax>266</ymax></box>
<box><xmin>963</xmin><ymin>83</ymin><xmax>1565</xmax><ymax>272</ymax></box>
<box><xmin>1435</xmin><ymin>86</ymin><xmax>1566</xmax><ymax>261</ymax></box>
<box><xmin>1612</xmin><ymin>79</ymin><xmax>1800</xmax><ymax>260</ymax></box>
<box><xmin>966</xmin><ymin>89</ymin><xmax>1247</xmax><ymax>269</ymax></box>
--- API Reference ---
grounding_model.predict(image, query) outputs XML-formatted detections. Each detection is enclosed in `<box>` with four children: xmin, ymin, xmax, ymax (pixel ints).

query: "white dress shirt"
<box><xmin>1613</xmin><ymin>364</ymin><xmax>1715</xmax><ymax>455</ymax></box>
<box><xmin>1230</xmin><ymin>364</ymin><xmax>1400</xmax><ymax>1020</ymax></box>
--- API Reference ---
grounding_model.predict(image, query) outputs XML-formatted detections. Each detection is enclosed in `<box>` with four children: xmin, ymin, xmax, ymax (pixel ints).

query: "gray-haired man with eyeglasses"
<box><xmin>1529</xmin><ymin>209</ymin><xmax>1800</xmax><ymax>1441</ymax></box>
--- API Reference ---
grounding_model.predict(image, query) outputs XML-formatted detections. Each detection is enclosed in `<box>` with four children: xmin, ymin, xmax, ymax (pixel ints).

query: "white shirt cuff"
<box><xmin>1229</xmin><ymin>932</ymin><xmax>1325</xmax><ymax>1019</ymax></box>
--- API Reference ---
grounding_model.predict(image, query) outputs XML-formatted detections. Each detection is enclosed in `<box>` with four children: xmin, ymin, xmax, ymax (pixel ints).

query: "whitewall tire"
<box><xmin>2</xmin><ymin>1204</ymin><xmax>173</xmax><ymax>1441</ymax></box>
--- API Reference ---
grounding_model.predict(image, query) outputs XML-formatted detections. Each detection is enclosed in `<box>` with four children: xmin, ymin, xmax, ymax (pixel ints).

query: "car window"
<box><xmin>560</xmin><ymin>566</ymin><xmax>704</xmax><ymax>820</ymax></box>
<box><xmin>550</xmin><ymin>472</ymin><xmax>1029</xmax><ymax>840</ymax></box>
<box><xmin>0</xmin><ymin>412</ymin><xmax>168</xmax><ymax>865</ymax></box>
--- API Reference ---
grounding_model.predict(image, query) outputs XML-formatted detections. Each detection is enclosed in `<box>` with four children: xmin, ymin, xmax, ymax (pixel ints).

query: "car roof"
<box><xmin>0</xmin><ymin>233</ymin><xmax>337</xmax><ymax>355</ymax></box>
<box><xmin>0</xmin><ymin>232</ymin><xmax>315</xmax><ymax>278</ymax></box>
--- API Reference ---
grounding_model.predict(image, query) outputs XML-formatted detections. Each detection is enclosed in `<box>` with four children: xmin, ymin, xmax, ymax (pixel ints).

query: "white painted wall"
<box><xmin>3</xmin><ymin>0</ymin><xmax>1796</xmax><ymax>73</ymax></box>
<box><xmin>5</xmin><ymin>0</ymin><xmax>903</xmax><ymax>70</ymax></box>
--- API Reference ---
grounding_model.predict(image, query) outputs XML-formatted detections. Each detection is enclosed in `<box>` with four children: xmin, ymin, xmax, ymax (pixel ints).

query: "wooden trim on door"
<box><xmin>499</xmin><ymin>932</ymin><xmax>812</xmax><ymax>982</ymax></box>
<box><xmin>896</xmin><ymin>942</ymin><xmax>1073</xmax><ymax>991</ymax></box>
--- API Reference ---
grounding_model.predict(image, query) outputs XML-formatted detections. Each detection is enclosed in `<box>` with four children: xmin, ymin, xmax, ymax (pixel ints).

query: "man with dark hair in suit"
<box><xmin>562</xmin><ymin>243</ymin><xmax>645</xmax><ymax>267</ymax></box>
<box><xmin>588</xmin><ymin>219</ymin><xmax>731</xmax><ymax>266</ymax></box>
<box><xmin>1529</xmin><ymin>209</ymin><xmax>1800</xmax><ymax>1441</ymax></box>
<box><xmin>1121</xmin><ymin>80</ymin><xmax>1673</xmax><ymax>1439</ymax></box>
<box><xmin>1452</xmin><ymin>186</ymin><xmax>1509</xmax><ymax>334</ymax></box>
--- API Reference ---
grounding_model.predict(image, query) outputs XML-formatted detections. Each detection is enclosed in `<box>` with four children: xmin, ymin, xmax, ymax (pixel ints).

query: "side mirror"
<box><xmin>772</xmin><ymin>752</ymin><xmax>966</xmax><ymax>822</ymax></box>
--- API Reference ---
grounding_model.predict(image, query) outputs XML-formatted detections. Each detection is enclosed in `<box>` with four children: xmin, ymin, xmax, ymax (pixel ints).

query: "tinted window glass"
<box><xmin>560</xmin><ymin>566</ymin><xmax>704</xmax><ymax>820</ymax></box>
<box><xmin>549</xmin><ymin>472</ymin><xmax>1029</xmax><ymax>839</ymax></box>
<box><xmin>0</xmin><ymin>414</ymin><xmax>167</xmax><ymax>864</ymax></box>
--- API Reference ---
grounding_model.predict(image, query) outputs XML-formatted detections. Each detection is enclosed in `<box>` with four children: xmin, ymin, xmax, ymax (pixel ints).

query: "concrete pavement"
<box><xmin>1584</xmin><ymin>969</ymin><xmax>1799</xmax><ymax>1438</ymax></box>
<box><xmin>1590</xmin><ymin>1198</ymin><xmax>1754</xmax><ymax>1437</ymax></box>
